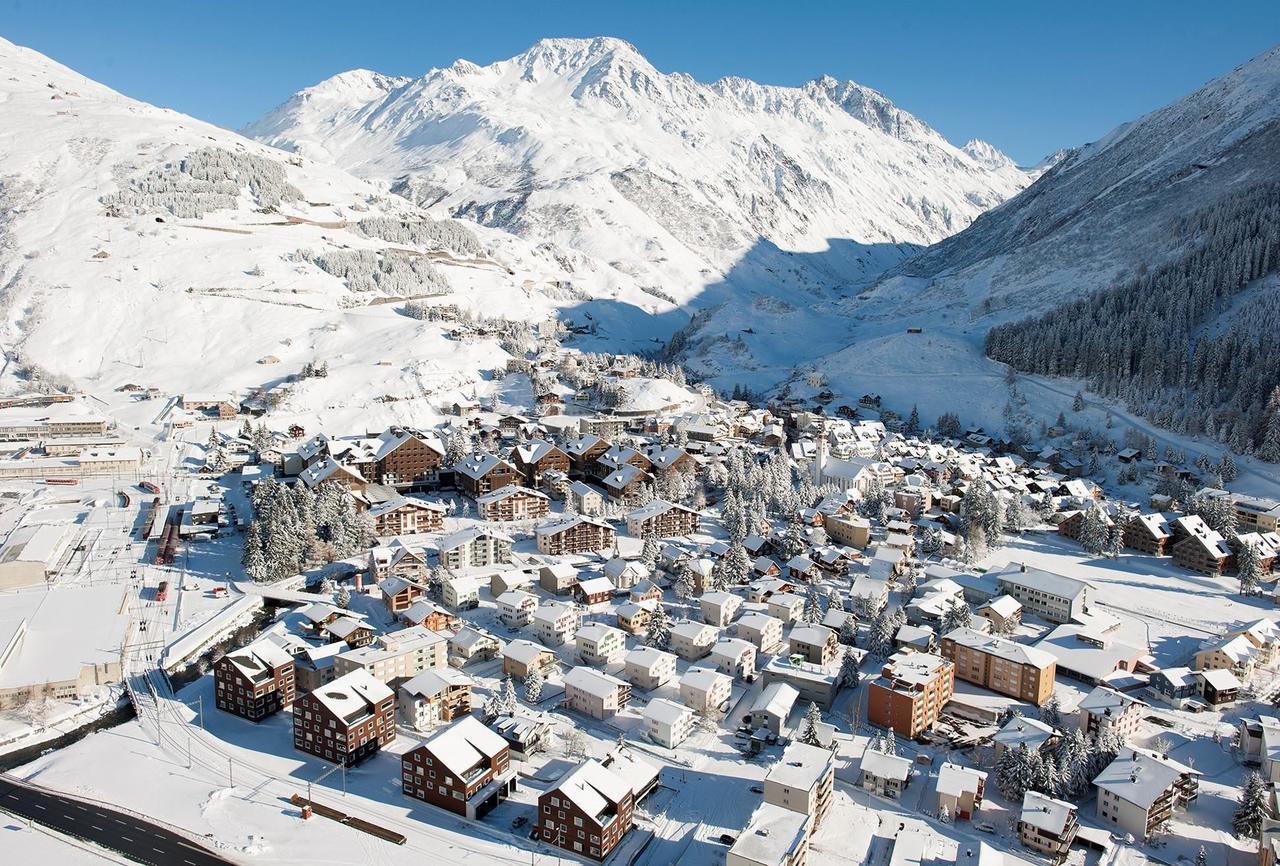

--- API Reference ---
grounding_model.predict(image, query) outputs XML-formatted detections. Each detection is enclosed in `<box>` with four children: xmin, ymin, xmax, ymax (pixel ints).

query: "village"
<box><xmin>1</xmin><ymin>343</ymin><xmax>1280</xmax><ymax>866</ymax></box>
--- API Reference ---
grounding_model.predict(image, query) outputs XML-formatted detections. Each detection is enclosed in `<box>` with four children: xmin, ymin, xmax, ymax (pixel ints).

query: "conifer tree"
<box><xmin>797</xmin><ymin>702</ymin><xmax>823</xmax><ymax>746</ymax></box>
<box><xmin>1235</xmin><ymin>772</ymin><xmax>1268</xmax><ymax>839</ymax></box>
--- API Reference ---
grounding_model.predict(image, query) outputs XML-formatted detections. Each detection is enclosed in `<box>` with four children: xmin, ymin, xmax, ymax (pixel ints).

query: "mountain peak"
<box><xmin>299</xmin><ymin>68</ymin><xmax>408</xmax><ymax>102</ymax></box>
<box><xmin>962</xmin><ymin>139</ymin><xmax>1015</xmax><ymax>170</ymax></box>
<box><xmin>510</xmin><ymin>36</ymin><xmax>652</xmax><ymax>78</ymax></box>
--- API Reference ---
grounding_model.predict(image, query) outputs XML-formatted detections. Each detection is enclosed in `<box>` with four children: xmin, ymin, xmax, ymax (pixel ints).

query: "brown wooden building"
<box><xmin>214</xmin><ymin>638</ymin><xmax>296</xmax><ymax>722</ymax></box>
<box><xmin>538</xmin><ymin>759</ymin><xmax>635</xmax><ymax>861</ymax></box>
<box><xmin>402</xmin><ymin>716</ymin><xmax>515</xmax><ymax>819</ymax></box>
<box><xmin>292</xmin><ymin>669</ymin><xmax>395</xmax><ymax>766</ymax></box>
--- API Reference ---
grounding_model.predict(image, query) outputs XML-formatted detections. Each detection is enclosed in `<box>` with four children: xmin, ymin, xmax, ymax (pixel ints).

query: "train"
<box><xmin>139</xmin><ymin>481</ymin><xmax>162</xmax><ymax>495</ymax></box>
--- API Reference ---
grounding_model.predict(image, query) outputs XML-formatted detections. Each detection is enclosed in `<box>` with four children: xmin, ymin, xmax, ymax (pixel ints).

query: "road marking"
<box><xmin>153</xmin><ymin>848</ymin><xmax>166</xmax><ymax>855</ymax></box>
<box><xmin>76</xmin><ymin>805</ymin><xmax>88</xmax><ymax>811</ymax></box>
<box><xmin>120</xmin><ymin>836</ymin><xmax>133</xmax><ymax>842</ymax></box>
<box><xmin>32</xmin><ymin>803</ymin><xmax>45</xmax><ymax>810</ymax></box>
<box><xmin>90</xmin><ymin>825</ymin><xmax>104</xmax><ymax>831</ymax></box>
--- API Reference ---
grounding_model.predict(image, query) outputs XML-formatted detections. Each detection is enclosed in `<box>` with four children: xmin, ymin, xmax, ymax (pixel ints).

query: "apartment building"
<box><xmin>623</xmin><ymin>646</ymin><xmax>678</xmax><ymax>691</ymax></box>
<box><xmin>533</xmin><ymin>601</ymin><xmax>579</xmax><ymax>647</ymax></box>
<box><xmin>1077</xmin><ymin>685</ymin><xmax>1147</xmax><ymax>741</ymax></box>
<box><xmin>368</xmin><ymin>496</ymin><xmax>445</xmax><ymax>537</ymax></box>
<box><xmin>867</xmin><ymin>652</ymin><xmax>955</xmax><ymax>738</ymax></box>
<box><xmin>292</xmin><ymin>669</ymin><xmax>395</xmax><ymax>766</ymax></box>
<box><xmin>940</xmin><ymin>627</ymin><xmax>1057</xmax><ymax>706</ymax></box>
<box><xmin>1093</xmin><ymin>748</ymin><xmax>1200</xmax><ymax>839</ymax></box>
<box><xmin>737</xmin><ymin>612</ymin><xmax>785</xmax><ymax>654</ymax></box>
<box><xmin>535</xmin><ymin>516</ymin><xmax>616</xmax><ymax>556</ymax></box>
<box><xmin>991</xmin><ymin>562</ymin><xmax>1090</xmax><ymax>624</ymax></box>
<box><xmin>576</xmin><ymin>623</ymin><xmax>627</xmax><ymax>667</ymax></box>
<box><xmin>669</xmin><ymin>621</ymin><xmax>719</xmax><ymax>661</ymax></box>
<box><xmin>213</xmin><ymin>638</ymin><xmax>296</xmax><ymax>721</ymax></box>
<box><xmin>679</xmin><ymin>666</ymin><xmax>732</xmax><ymax>715</ymax></box>
<box><xmin>397</xmin><ymin>668</ymin><xmax>472</xmax><ymax>730</ymax></box>
<box><xmin>477</xmin><ymin>485</ymin><xmax>550</xmax><ymax>522</ymax></box>
<box><xmin>538</xmin><ymin>759</ymin><xmax>634</xmax><ymax>861</ymax></box>
<box><xmin>700</xmin><ymin>591</ymin><xmax>743</xmax><ymax>628</ymax></box>
<box><xmin>788</xmin><ymin>624</ymin><xmax>839</xmax><ymax>667</ymax></box>
<box><xmin>764</xmin><ymin>741</ymin><xmax>835</xmax><ymax>828</ymax></box>
<box><xmin>401</xmin><ymin>716</ymin><xmax>515</xmax><ymax>819</ymax></box>
<box><xmin>436</xmin><ymin>526</ymin><xmax>513</xmax><ymax>570</ymax></box>
<box><xmin>331</xmin><ymin>626</ymin><xmax>447</xmax><ymax>687</ymax></box>
<box><xmin>562</xmin><ymin>667</ymin><xmax>631</xmax><ymax>719</ymax></box>
<box><xmin>1019</xmin><ymin>791</ymin><xmax>1079</xmax><ymax>862</ymax></box>
<box><xmin>625</xmin><ymin>499</ymin><xmax>700</xmax><ymax>538</ymax></box>
<box><xmin>643</xmin><ymin>698</ymin><xmax>696</xmax><ymax>748</ymax></box>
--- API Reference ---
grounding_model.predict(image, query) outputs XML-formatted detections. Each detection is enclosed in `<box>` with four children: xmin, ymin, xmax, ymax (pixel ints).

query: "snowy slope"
<box><xmin>245</xmin><ymin>37</ymin><xmax>1032</xmax><ymax>308</ymax></box>
<box><xmin>0</xmin><ymin>36</ymin><xmax>676</xmax><ymax>426</ymax></box>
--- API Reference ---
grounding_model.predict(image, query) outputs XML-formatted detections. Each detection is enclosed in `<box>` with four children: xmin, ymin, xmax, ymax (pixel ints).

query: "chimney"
<box><xmin>1020</xmin><ymin>562</ymin><xmax>1027</xmax><ymax>573</ymax></box>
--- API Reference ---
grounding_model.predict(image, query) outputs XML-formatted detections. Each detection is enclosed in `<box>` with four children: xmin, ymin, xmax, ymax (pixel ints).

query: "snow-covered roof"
<box><xmin>729</xmin><ymin>803</ymin><xmax>808</xmax><ymax>866</ymax></box>
<box><xmin>1020</xmin><ymin>790</ymin><xmax>1076</xmax><ymax>835</ymax></box>
<box><xmin>861</xmin><ymin>749</ymin><xmax>911</xmax><ymax>781</ymax></box>
<box><xmin>310</xmin><ymin>669</ymin><xmax>392</xmax><ymax>721</ymax></box>
<box><xmin>944</xmin><ymin>626</ymin><xmax>1055</xmax><ymax>669</ymax></box>
<box><xmin>751</xmin><ymin>681</ymin><xmax>799</xmax><ymax>717</ymax></box>
<box><xmin>417</xmin><ymin>716</ymin><xmax>507</xmax><ymax>777</ymax></box>
<box><xmin>502</xmin><ymin>639</ymin><xmax>551</xmax><ymax>664</ymax></box>
<box><xmin>990</xmin><ymin>562</ymin><xmax>1091</xmax><ymax>601</ymax></box>
<box><xmin>766</xmin><ymin>741</ymin><xmax>832</xmax><ymax>791</ymax></box>
<box><xmin>936</xmin><ymin>762</ymin><xmax>986</xmax><ymax>796</ymax></box>
<box><xmin>564</xmin><ymin>666</ymin><xmax>628</xmax><ymax>699</ymax></box>
<box><xmin>1093</xmin><ymin>748</ymin><xmax>1198</xmax><ymax>809</ymax></box>
<box><xmin>643</xmin><ymin>697</ymin><xmax>692</xmax><ymax>726</ymax></box>
<box><xmin>680</xmin><ymin>665</ymin><xmax>730</xmax><ymax>693</ymax></box>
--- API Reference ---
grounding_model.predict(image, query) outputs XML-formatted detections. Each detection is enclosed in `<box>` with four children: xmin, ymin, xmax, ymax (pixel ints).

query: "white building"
<box><xmin>643</xmin><ymin>698</ymin><xmax>696</xmax><ymax>748</ymax></box>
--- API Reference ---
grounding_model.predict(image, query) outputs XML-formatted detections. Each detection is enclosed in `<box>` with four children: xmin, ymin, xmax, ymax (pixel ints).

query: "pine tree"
<box><xmin>524</xmin><ymin>665</ymin><xmax>544</xmax><ymax>704</ymax></box>
<box><xmin>802</xmin><ymin>588</ymin><xmax>823</xmax><ymax>624</ymax></box>
<box><xmin>867</xmin><ymin>607</ymin><xmax>896</xmax><ymax>659</ymax></box>
<box><xmin>797</xmin><ymin>702</ymin><xmax>823</xmax><ymax>746</ymax></box>
<box><xmin>837</xmin><ymin>648</ymin><xmax>861</xmax><ymax>688</ymax></box>
<box><xmin>906</xmin><ymin>405</ymin><xmax>921</xmax><ymax>435</ymax></box>
<box><xmin>997</xmin><ymin>743</ymin><xmax>1035</xmax><ymax>801</ymax></box>
<box><xmin>839</xmin><ymin>616</ymin><xmax>858</xmax><ymax>646</ymax></box>
<box><xmin>1235</xmin><ymin>772</ymin><xmax>1268</xmax><ymax>839</ymax></box>
<box><xmin>1261</xmin><ymin>387</ymin><xmax>1280</xmax><ymax>463</ymax></box>
<box><xmin>1080</xmin><ymin>504</ymin><xmax>1110</xmax><ymax>556</ymax></box>
<box><xmin>1039</xmin><ymin>693</ymin><xmax>1062</xmax><ymax>729</ymax></box>
<box><xmin>497</xmin><ymin>675</ymin><xmax>518</xmax><ymax>715</ymax></box>
<box><xmin>645</xmin><ymin>604</ymin><xmax>671</xmax><ymax>650</ymax></box>
<box><xmin>641</xmin><ymin>535</ymin><xmax>660</xmax><ymax>569</ymax></box>
<box><xmin>941</xmin><ymin>598</ymin><xmax>972</xmax><ymax>634</ymax></box>
<box><xmin>335</xmin><ymin>583</ymin><xmax>352</xmax><ymax>609</ymax></box>
<box><xmin>1072</xmin><ymin>391</ymin><xmax>1085</xmax><ymax>412</ymax></box>
<box><xmin>884</xmin><ymin>729</ymin><xmax>897</xmax><ymax>756</ymax></box>
<box><xmin>1238</xmin><ymin>540</ymin><xmax>1263</xmax><ymax>597</ymax></box>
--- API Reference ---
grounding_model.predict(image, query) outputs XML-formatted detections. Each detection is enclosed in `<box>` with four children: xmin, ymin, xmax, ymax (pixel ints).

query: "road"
<box><xmin>0</xmin><ymin>775</ymin><xmax>237</xmax><ymax>866</ymax></box>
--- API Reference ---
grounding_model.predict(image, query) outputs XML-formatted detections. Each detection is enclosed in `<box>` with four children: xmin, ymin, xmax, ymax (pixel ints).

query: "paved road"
<box><xmin>0</xmin><ymin>775</ymin><xmax>237</xmax><ymax>866</ymax></box>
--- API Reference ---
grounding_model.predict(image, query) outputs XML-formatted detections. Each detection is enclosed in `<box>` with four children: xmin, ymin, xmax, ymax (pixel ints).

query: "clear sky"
<box><xmin>3</xmin><ymin>0</ymin><xmax>1277</xmax><ymax>164</ymax></box>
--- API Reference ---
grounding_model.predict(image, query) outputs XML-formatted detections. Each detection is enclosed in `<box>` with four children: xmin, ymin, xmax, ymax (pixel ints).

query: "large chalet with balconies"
<box><xmin>455</xmin><ymin>453</ymin><xmax>521</xmax><ymax>498</ymax></box>
<box><xmin>625</xmin><ymin>499</ymin><xmax>699</xmax><ymax>539</ymax></box>
<box><xmin>511</xmin><ymin>440</ymin><xmax>571</xmax><ymax>487</ymax></box>
<box><xmin>402</xmin><ymin>716</ymin><xmax>515</xmax><ymax>819</ymax></box>
<box><xmin>369</xmin><ymin>496</ymin><xmax>445</xmax><ymax>537</ymax></box>
<box><xmin>214</xmin><ymin>638</ymin><xmax>296</xmax><ymax>721</ymax></box>
<box><xmin>477</xmin><ymin>485</ymin><xmax>551</xmax><ymax>522</ymax></box>
<box><xmin>292</xmin><ymin>669</ymin><xmax>395</xmax><ymax>766</ymax></box>
<box><xmin>536</xmin><ymin>516</ymin><xmax>616</xmax><ymax>556</ymax></box>
<box><xmin>374</xmin><ymin>427</ymin><xmax>445</xmax><ymax>490</ymax></box>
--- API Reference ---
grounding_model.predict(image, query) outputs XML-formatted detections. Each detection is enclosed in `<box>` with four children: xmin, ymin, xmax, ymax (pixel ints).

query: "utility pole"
<box><xmin>228</xmin><ymin>758</ymin><xmax>234</xmax><ymax>788</ymax></box>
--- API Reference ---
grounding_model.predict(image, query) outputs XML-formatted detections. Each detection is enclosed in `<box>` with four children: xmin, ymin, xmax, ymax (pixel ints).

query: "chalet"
<box><xmin>400</xmin><ymin>600</ymin><xmax>456</xmax><ymax>632</ymax></box>
<box><xmin>379</xmin><ymin>575</ymin><xmax>425</xmax><ymax>615</ymax></box>
<box><xmin>511</xmin><ymin>440</ymin><xmax>570</xmax><ymax>487</ymax></box>
<box><xmin>299</xmin><ymin>457</ymin><xmax>367</xmax><ymax>494</ymax></box>
<box><xmin>398</xmin><ymin>668</ymin><xmax>473</xmax><ymax>730</ymax></box>
<box><xmin>789</xmin><ymin>624</ymin><xmax>839</xmax><ymax>667</ymax></box>
<box><xmin>616</xmin><ymin>600</ymin><xmax>657</xmax><ymax>635</ymax></box>
<box><xmin>708</xmin><ymin>637</ymin><xmax>757</xmax><ymax>680</ymax></box>
<box><xmin>785</xmin><ymin>553</ymin><xmax>821</xmax><ymax>583</ymax></box>
<box><xmin>936</xmin><ymin>762</ymin><xmax>986</xmax><ymax>821</ymax></box>
<box><xmin>748</xmin><ymin>577</ymin><xmax>795</xmax><ymax>603</ymax></box>
<box><xmin>539</xmin><ymin>561</ymin><xmax>579</xmax><ymax>595</ymax></box>
<box><xmin>533</xmin><ymin>602</ymin><xmax>578</xmax><ymax>647</ymax></box>
<box><xmin>626</xmin><ymin>577</ymin><xmax>661</xmax><ymax>603</ymax></box>
<box><xmin>477</xmin><ymin>485</ymin><xmax>550</xmax><ymax>522</ymax></box>
<box><xmin>1171</xmin><ymin>520</ymin><xmax>1232</xmax><ymax>576</ymax></box>
<box><xmin>625</xmin><ymin>499</ymin><xmax>700</xmax><ymax>538</ymax></box>
<box><xmin>567</xmin><ymin>481</ymin><xmax>606</xmax><ymax>517</ymax></box>
<box><xmin>670</xmin><ymin>621</ymin><xmax>719</xmax><ymax>661</ymax></box>
<box><xmin>752</xmin><ymin>556</ymin><xmax>782</xmax><ymax>578</ymax></box>
<box><xmin>575</xmin><ymin>575</ymin><xmax>615</xmax><ymax>607</ymax></box>
<box><xmin>374</xmin><ymin>427</ymin><xmax>445</xmax><ymax>489</ymax></box>
<box><xmin>492</xmin><ymin>713</ymin><xmax>553</xmax><ymax>760</ymax></box>
<box><xmin>448</xmin><ymin>627</ymin><xmax>500</xmax><ymax>668</ymax></box>
<box><xmin>455</xmin><ymin>453</ymin><xmax>520</xmax><ymax>498</ymax></box>
<box><xmin>537</xmin><ymin>759</ymin><xmax>634</xmax><ymax>861</ymax></box>
<box><xmin>623</xmin><ymin>646</ymin><xmax>678</xmax><ymax>691</ymax></box>
<box><xmin>562</xmin><ymin>667</ymin><xmax>631</xmax><ymax>719</ymax></box>
<box><xmin>401</xmin><ymin>716</ymin><xmax>515</xmax><ymax>819</ymax></box>
<box><xmin>700</xmin><ymin>591</ymin><xmax>742</xmax><ymax>627</ymax></box>
<box><xmin>497</xmin><ymin>590</ymin><xmax>539</xmax><ymax>628</ymax></box>
<box><xmin>327</xmin><ymin>617</ymin><xmax>375</xmax><ymax>649</ymax></box>
<box><xmin>292</xmin><ymin>669</ymin><xmax>395</xmax><ymax>766</ymax></box>
<box><xmin>501</xmin><ymin>640</ymin><xmax>557</xmax><ymax>680</ymax></box>
<box><xmin>1019</xmin><ymin>791</ymin><xmax>1079</xmax><ymax>862</ymax></box>
<box><xmin>564</xmin><ymin>434</ymin><xmax>611</xmax><ymax>475</ymax></box>
<box><xmin>599</xmin><ymin>464</ymin><xmax>651</xmax><ymax>502</ymax></box>
<box><xmin>214</xmin><ymin>638</ymin><xmax>296</xmax><ymax>721</ymax></box>
<box><xmin>1123</xmin><ymin>513</ymin><xmax>1173</xmax><ymax>556</ymax></box>
<box><xmin>576</xmin><ymin>623</ymin><xmax>627</xmax><ymax>667</ymax></box>
<box><xmin>536</xmin><ymin>516</ymin><xmax>616</xmax><ymax>556</ymax></box>
<box><xmin>369</xmin><ymin>496</ymin><xmax>445</xmax><ymax>536</ymax></box>
<box><xmin>679</xmin><ymin>666</ymin><xmax>732</xmax><ymax>714</ymax></box>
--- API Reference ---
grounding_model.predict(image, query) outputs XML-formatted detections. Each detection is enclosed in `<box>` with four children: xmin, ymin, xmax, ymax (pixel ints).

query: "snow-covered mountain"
<box><xmin>0</xmin><ymin>36</ymin><xmax>682</xmax><ymax>429</ymax></box>
<box><xmin>245</xmin><ymin>37</ymin><xmax>1033</xmax><ymax>310</ymax></box>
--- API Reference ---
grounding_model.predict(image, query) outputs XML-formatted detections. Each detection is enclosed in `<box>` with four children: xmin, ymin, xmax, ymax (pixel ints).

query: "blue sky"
<box><xmin>3</xmin><ymin>0</ymin><xmax>1277</xmax><ymax>163</ymax></box>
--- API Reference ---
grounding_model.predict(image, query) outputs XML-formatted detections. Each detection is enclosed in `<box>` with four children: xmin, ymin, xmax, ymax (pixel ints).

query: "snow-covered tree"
<box><xmin>837</xmin><ymin>648</ymin><xmax>861</xmax><ymax>689</ymax></box>
<box><xmin>1238</xmin><ymin>540</ymin><xmax>1263</xmax><ymax>597</ymax></box>
<box><xmin>797</xmin><ymin>702</ymin><xmax>823</xmax><ymax>746</ymax></box>
<box><xmin>641</xmin><ymin>535</ymin><xmax>660</xmax><ymax>569</ymax></box>
<box><xmin>996</xmin><ymin>743</ymin><xmax>1037</xmax><ymax>802</ymax></box>
<box><xmin>940</xmin><ymin>597</ymin><xmax>972</xmax><ymax>634</ymax></box>
<box><xmin>802</xmin><ymin>588</ymin><xmax>823</xmax><ymax>624</ymax></box>
<box><xmin>1080</xmin><ymin>504</ymin><xmax>1110</xmax><ymax>556</ymax></box>
<box><xmin>335</xmin><ymin>583</ymin><xmax>352</xmax><ymax>609</ymax></box>
<box><xmin>1039</xmin><ymin>693</ymin><xmax>1062</xmax><ymax>729</ymax></box>
<box><xmin>839</xmin><ymin>616</ymin><xmax>858</xmax><ymax>646</ymax></box>
<box><xmin>524</xmin><ymin>666</ymin><xmax>544</xmax><ymax>704</ymax></box>
<box><xmin>496</xmin><ymin>676</ymin><xmax>518</xmax><ymax>716</ymax></box>
<box><xmin>1235</xmin><ymin>772</ymin><xmax>1268</xmax><ymax>839</ymax></box>
<box><xmin>645</xmin><ymin>604</ymin><xmax>671</xmax><ymax>650</ymax></box>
